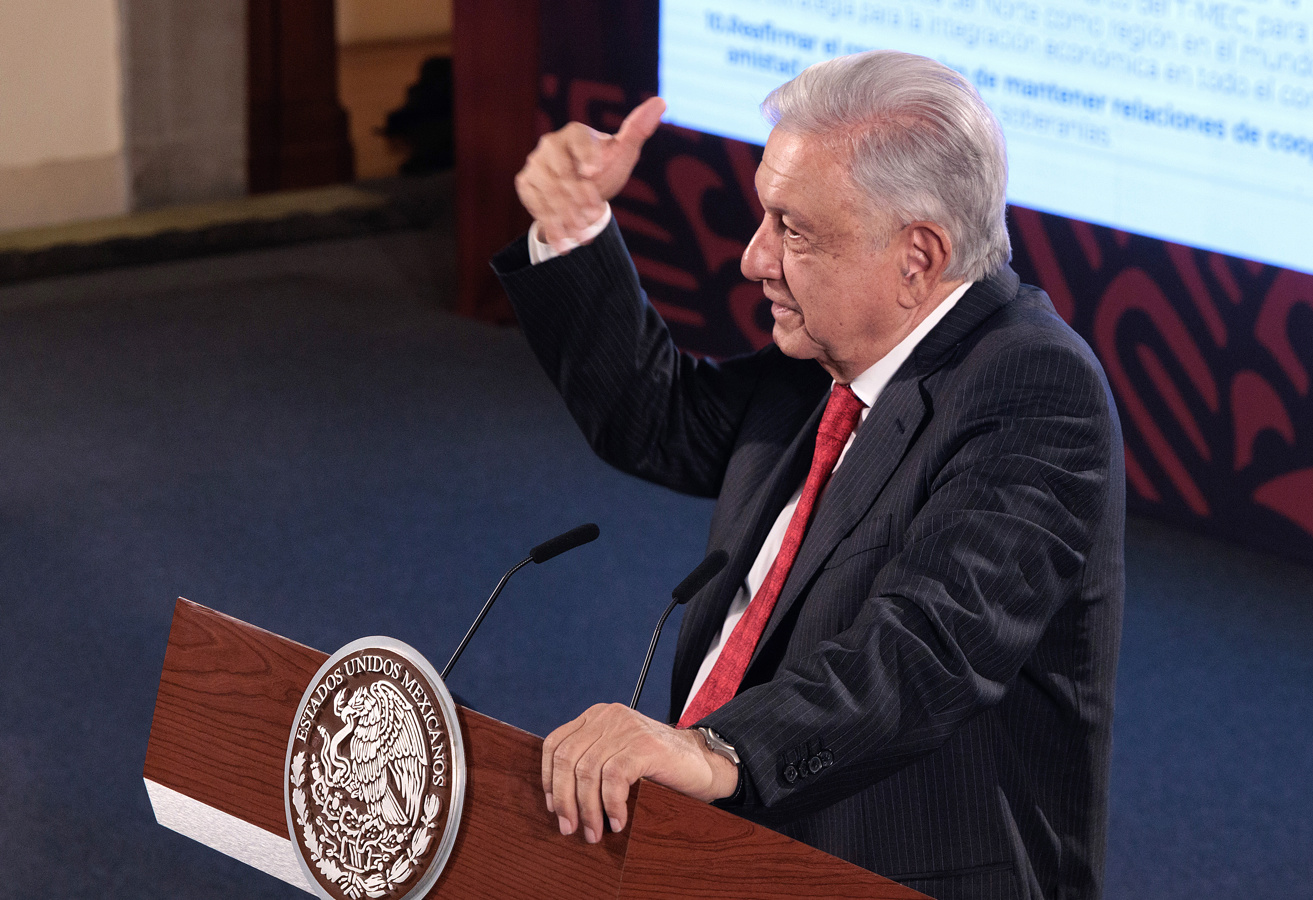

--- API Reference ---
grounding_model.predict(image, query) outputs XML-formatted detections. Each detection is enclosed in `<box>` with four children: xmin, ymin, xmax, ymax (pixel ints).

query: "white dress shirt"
<box><xmin>528</xmin><ymin>206</ymin><xmax>614</xmax><ymax>264</ymax></box>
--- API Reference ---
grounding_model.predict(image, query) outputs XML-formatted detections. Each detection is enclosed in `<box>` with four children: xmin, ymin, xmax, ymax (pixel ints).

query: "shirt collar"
<box><xmin>845</xmin><ymin>280</ymin><xmax>973</xmax><ymax>410</ymax></box>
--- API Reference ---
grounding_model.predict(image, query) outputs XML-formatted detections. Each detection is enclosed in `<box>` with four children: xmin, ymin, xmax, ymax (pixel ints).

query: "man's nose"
<box><xmin>741</xmin><ymin>219</ymin><xmax>782</xmax><ymax>282</ymax></box>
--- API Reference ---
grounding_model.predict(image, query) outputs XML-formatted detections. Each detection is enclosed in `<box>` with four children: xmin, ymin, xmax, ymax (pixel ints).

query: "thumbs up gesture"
<box><xmin>514</xmin><ymin>96</ymin><xmax>667</xmax><ymax>252</ymax></box>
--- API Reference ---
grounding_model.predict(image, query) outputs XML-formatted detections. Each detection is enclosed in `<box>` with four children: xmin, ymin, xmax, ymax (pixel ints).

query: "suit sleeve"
<box><xmin>700</xmin><ymin>338</ymin><xmax>1119</xmax><ymax>822</ymax></box>
<box><xmin>493</xmin><ymin>219</ymin><xmax>769</xmax><ymax>499</ymax></box>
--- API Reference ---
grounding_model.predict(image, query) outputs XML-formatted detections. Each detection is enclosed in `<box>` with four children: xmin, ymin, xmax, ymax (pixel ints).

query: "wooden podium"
<box><xmin>144</xmin><ymin>599</ymin><xmax>928</xmax><ymax>899</ymax></box>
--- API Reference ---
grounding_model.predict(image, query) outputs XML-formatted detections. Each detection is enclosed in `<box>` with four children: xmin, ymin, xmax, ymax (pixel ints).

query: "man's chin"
<box><xmin>771</xmin><ymin>322</ymin><xmax>817</xmax><ymax>361</ymax></box>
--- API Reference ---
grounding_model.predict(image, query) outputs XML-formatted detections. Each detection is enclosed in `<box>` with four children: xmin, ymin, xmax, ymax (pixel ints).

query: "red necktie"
<box><xmin>678</xmin><ymin>384</ymin><xmax>867</xmax><ymax>728</ymax></box>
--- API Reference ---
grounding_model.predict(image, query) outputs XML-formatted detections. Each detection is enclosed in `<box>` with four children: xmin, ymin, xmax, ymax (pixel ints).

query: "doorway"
<box><xmin>247</xmin><ymin>0</ymin><xmax>453</xmax><ymax>192</ymax></box>
<box><xmin>336</xmin><ymin>1</ymin><xmax>453</xmax><ymax>180</ymax></box>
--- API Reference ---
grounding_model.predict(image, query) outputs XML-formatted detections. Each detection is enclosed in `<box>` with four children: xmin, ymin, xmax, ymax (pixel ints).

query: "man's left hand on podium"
<box><xmin>541</xmin><ymin>703</ymin><xmax>738</xmax><ymax>844</ymax></box>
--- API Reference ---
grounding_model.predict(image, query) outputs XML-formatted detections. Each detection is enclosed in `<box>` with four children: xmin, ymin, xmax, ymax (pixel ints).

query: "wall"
<box><xmin>336</xmin><ymin>0</ymin><xmax>451</xmax><ymax>44</ymax></box>
<box><xmin>121</xmin><ymin>0</ymin><xmax>247</xmax><ymax>210</ymax></box>
<box><xmin>0</xmin><ymin>0</ymin><xmax>128</xmax><ymax>231</ymax></box>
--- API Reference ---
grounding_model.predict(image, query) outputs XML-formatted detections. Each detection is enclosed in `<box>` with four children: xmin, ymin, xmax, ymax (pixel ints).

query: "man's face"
<box><xmin>741</xmin><ymin>128</ymin><xmax>912</xmax><ymax>383</ymax></box>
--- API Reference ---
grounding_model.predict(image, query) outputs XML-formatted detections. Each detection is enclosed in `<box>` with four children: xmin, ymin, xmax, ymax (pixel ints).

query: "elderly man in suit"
<box><xmin>493</xmin><ymin>50</ymin><xmax>1124</xmax><ymax>900</ymax></box>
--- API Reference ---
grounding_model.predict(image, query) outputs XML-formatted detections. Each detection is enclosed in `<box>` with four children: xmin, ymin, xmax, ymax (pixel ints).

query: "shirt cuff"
<box><xmin>528</xmin><ymin>205</ymin><xmax>613</xmax><ymax>265</ymax></box>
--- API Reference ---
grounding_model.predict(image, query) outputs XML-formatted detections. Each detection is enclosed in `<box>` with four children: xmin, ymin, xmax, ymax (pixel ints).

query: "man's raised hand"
<box><xmin>514</xmin><ymin>96</ymin><xmax>667</xmax><ymax>252</ymax></box>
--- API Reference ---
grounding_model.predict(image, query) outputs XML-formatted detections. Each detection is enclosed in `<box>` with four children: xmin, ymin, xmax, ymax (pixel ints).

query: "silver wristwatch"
<box><xmin>696</xmin><ymin>726</ymin><xmax>740</xmax><ymax>765</ymax></box>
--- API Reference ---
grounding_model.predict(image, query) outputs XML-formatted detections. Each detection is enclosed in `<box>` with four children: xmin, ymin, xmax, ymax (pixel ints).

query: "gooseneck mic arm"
<box><xmin>442</xmin><ymin>523</ymin><xmax>600</xmax><ymax>681</ymax></box>
<box><xmin>630</xmin><ymin>550</ymin><xmax>728</xmax><ymax>711</ymax></box>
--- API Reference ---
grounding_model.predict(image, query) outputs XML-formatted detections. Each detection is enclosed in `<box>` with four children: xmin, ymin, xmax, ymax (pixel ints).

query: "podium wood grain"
<box><xmin>145</xmin><ymin>599</ymin><xmax>928</xmax><ymax>899</ymax></box>
<box><xmin>621</xmin><ymin>782</ymin><xmax>927</xmax><ymax>899</ymax></box>
<box><xmin>144</xmin><ymin>599</ymin><xmax>628</xmax><ymax>898</ymax></box>
<box><xmin>144</xmin><ymin>599</ymin><xmax>322</xmax><ymax>837</ymax></box>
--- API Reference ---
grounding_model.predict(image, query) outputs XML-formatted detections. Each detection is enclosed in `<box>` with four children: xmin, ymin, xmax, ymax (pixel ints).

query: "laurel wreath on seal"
<box><xmin>291</xmin><ymin>751</ymin><xmax>443</xmax><ymax>900</ymax></box>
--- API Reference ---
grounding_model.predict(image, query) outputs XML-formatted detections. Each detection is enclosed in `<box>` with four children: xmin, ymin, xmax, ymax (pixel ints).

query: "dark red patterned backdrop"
<box><xmin>1009</xmin><ymin>209</ymin><xmax>1313</xmax><ymax>563</ymax></box>
<box><xmin>538</xmin><ymin>7</ymin><xmax>1313</xmax><ymax>566</ymax></box>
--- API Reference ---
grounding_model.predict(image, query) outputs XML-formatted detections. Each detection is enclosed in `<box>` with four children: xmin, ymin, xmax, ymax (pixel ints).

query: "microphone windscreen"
<box><xmin>529</xmin><ymin>523</ymin><xmax>600</xmax><ymax>564</ymax></box>
<box><xmin>671</xmin><ymin>549</ymin><xmax>728</xmax><ymax>604</ymax></box>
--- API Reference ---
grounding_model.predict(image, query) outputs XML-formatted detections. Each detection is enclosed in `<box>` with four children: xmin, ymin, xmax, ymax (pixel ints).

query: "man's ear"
<box><xmin>897</xmin><ymin>223</ymin><xmax>953</xmax><ymax>308</ymax></box>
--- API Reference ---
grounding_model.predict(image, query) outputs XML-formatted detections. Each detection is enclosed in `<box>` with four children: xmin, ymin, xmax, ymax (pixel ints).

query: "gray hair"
<box><xmin>762</xmin><ymin>50</ymin><xmax>1011</xmax><ymax>281</ymax></box>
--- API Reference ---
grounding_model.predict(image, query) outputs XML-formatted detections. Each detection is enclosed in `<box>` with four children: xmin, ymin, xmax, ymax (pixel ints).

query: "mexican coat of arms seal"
<box><xmin>285</xmin><ymin>637</ymin><xmax>466</xmax><ymax>900</ymax></box>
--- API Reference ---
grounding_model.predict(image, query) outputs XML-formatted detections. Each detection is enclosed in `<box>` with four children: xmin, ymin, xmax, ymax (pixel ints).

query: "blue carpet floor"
<box><xmin>0</xmin><ymin>229</ymin><xmax>1308</xmax><ymax>898</ymax></box>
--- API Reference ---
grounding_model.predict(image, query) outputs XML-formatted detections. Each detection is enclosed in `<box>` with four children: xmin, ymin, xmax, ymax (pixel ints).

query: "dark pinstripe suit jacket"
<box><xmin>494</xmin><ymin>220</ymin><xmax>1124</xmax><ymax>900</ymax></box>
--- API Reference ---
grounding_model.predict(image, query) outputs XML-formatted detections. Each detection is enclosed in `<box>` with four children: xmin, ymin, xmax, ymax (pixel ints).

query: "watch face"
<box><xmin>699</xmin><ymin>727</ymin><xmax>739</xmax><ymax>764</ymax></box>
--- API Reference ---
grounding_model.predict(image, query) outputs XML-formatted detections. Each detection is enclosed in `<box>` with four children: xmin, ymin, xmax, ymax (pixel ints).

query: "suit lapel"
<box><xmin>747</xmin><ymin>373</ymin><xmax>927</xmax><ymax>671</ymax></box>
<box><xmin>721</xmin><ymin>404</ymin><xmax>823</xmax><ymax>605</ymax></box>
<box><xmin>668</xmin><ymin>387</ymin><xmax>826</xmax><ymax>713</ymax></box>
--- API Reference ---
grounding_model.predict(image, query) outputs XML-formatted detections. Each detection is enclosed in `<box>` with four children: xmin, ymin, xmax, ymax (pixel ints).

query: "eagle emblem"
<box><xmin>320</xmin><ymin>681</ymin><xmax>427</xmax><ymax>829</ymax></box>
<box><xmin>285</xmin><ymin>639</ymin><xmax>465</xmax><ymax>900</ymax></box>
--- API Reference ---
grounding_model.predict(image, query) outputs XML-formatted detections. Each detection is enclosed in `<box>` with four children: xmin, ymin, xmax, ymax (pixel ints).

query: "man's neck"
<box><xmin>827</xmin><ymin>280</ymin><xmax>968</xmax><ymax>384</ymax></box>
<box><xmin>842</xmin><ymin>280</ymin><xmax>973</xmax><ymax>407</ymax></box>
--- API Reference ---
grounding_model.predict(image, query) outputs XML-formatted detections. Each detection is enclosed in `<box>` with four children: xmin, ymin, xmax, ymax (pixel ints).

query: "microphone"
<box><xmin>441</xmin><ymin>523</ymin><xmax>600</xmax><ymax>680</ymax></box>
<box><xmin>629</xmin><ymin>550</ymin><xmax>728</xmax><ymax>710</ymax></box>
<box><xmin>530</xmin><ymin>523</ymin><xmax>600</xmax><ymax>563</ymax></box>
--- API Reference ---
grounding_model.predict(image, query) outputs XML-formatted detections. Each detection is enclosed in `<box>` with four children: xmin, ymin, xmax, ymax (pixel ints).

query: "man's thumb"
<box><xmin>614</xmin><ymin>96</ymin><xmax>667</xmax><ymax>154</ymax></box>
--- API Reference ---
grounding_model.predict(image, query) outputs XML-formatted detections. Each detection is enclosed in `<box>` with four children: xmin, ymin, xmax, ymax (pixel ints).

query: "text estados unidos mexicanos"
<box><xmin>295</xmin><ymin>654</ymin><xmax>450</xmax><ymax>786</ymax></box>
